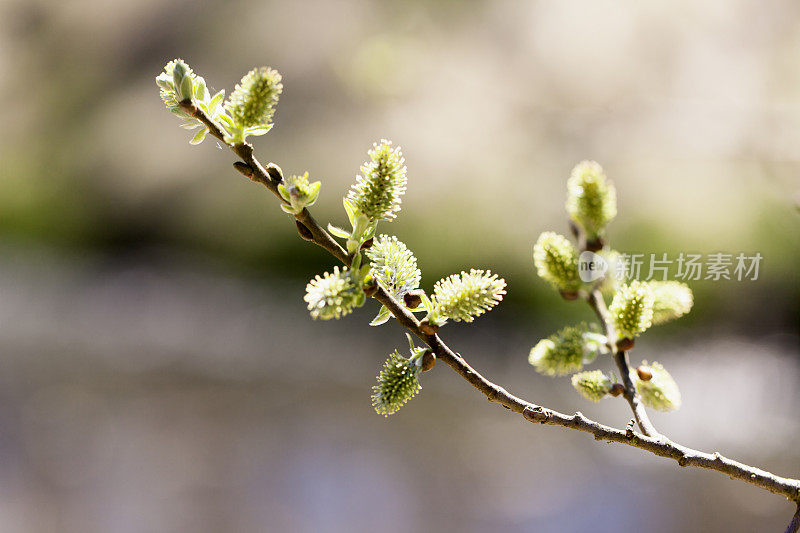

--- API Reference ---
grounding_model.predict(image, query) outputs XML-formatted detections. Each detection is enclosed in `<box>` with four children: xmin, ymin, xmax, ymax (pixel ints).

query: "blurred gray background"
<box><xmin>0</xmin><ymin>0</ymin><xmax>798</xmax><ymax>531</ymax></box>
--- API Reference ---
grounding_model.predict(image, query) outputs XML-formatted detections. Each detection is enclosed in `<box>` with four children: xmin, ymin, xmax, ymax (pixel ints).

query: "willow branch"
<box><xmin>585</xmin><ymin>288</ymin><xmax>659</xmax><ymax>437</ymax></box>
<box><xmin>177</xmin><ymin>101</ymin><xmax>800</xmax><ymax>508</ymax></box>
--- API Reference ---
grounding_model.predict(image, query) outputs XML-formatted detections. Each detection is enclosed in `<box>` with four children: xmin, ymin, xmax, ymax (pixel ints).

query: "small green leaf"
<box><xmin>189</xmin><ymin>127</ymin><xmax>208</xmax><ymax>145</ymax></box>
<box><xmin>245</xmin><ymin>124</ymin><xmax>274</xmax><ymax>136</ymax></box>
<box><xmin>180</xmin><ymin>121</ymin><xmax>203</xmax><ymax>130</ymax></box>
<box><xmin>278</xmin><ymin>183</ymin><xmax>289</xmax><ymax>201</ymax></box>
<box><xmin>370</xmin><ymin>306</ymin><xmax>393</xmax><ymax>326</ymax></box>
<box><xmin>180</xmin><ymin>75</ymin><xmax>194</xmax><ymax>103</ymax></box>
<box><xmin>155</xmin><ymin>73</ymin><xmax>173</xmax><ymax>91</ymax></box>
<box><xmin>170</xmin><ymin>108</ymin><xmax>192</xmax><ymax>120</ymax></box>
<box><xmin>327</xmin><ymin>224</ymin><xmax>351</xmax><ymax>239</ymax></box>
<box><xmin>209</xmin><ymin>89</ymin><xmax>225</xmax><ymax>111</ymax></box>
<box><xmin>193</xmin><ymin>76</ymin><xmax>207</xmax><ymax>100</ymax></box>
<box><xmin>343</xmin><ymin>198</ymin><xmax>358</xmax><ymax>227</ymax></box>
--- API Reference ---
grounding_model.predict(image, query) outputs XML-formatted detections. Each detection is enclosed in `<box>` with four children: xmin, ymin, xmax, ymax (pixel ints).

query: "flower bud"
<box><xmin>278</xmin><ymin>172</ymin><xmax>321</xmax><ymax>215</ymax></box>
<box><xmin>565</xmin><ymin>160</ymin><xmax>617</xmax><ymax>240</ymax></box>
<box><xmin>608</xmin><ymin>280</ymin><xmax>654</xmax><ymax>339</ymax></box>
<box><xmin>636</xmin><ymin>365</ymin><xmax>653</xmax><ymax>381</ymax></box>
<box><xmin>647</xmin><ymin>281</ymin><xmax>694</xmax><ymax>325</ymax></box>
<box><xmin>420</xmin><ymin>350</ymin><xmax>436</xmax><ymax>372</ymax></box>
<box><xmin>157</xmin><ymin>59</ymin><xmax>223</xmax><ymax>145</ymax></box>
<box><xmin>365</xmin><ymin>235</ymin><xmax>421</xmax><ymax>300</ymax></box>
<box><xmin>528</xmin><ymin>323</ymin><xmax>607</xmax><ymax>376</ymax></box>
<box><xmin>225</xmin><ymin>67</ymin><xmax>283</xmax><ymax>140</ymax></box>
<box><xmin>571</xmin><ymin>370</ymin><xmax>613</xmax><ymax>402</ymax></box>
<box><xmin>346</xmin><ymin>140</ymin><xmax>407</xmax><ymax>223</ymax></box>
<box><xmin>372</xmin><ymin>350</ymin><xmax>421</xmax><ymax>416</ymax></box>
<box><xmin>171</xmin><ymin>59</ymin><xmax>194</xmax><ymax>101</ymax></box>
<box><xmin>616</xmin><ymin>337</ymin><xmax>635</xmax><ymax>351</ymax></box>
<box><xmin>419</xmin><ymin>320</ymin><xmax>439</xmax><ymax>336</ymax></box>
<box><xmin>304</xmin><ymin>266</ymin><xmax>365</xmax><ymax>320</ymax></box>
<box><xmin>428</xmin><ymin>269</ymin><xmax>506</xmax><ymax>325</ymax></box>
<box><xmin>233</xmin><ymin>161</ymin><xmax>254</xmax><ymax>178</ymax></box>
<box><xmin>158</xmin><ymin>59</ymin><xmax>195</xmax><ymax>111</ymax></box>
<box><xmin>533</xmin><ymin>232</ymin><xmax>581</xmax><ymax>292</ymax></box>
<box><xmin>634</xmin><ymin>361</ymin><xmax>681</xmax><ymax>412</ymax></box>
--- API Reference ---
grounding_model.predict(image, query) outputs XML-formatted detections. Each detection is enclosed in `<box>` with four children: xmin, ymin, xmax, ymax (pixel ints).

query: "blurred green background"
<box><xmin>0</xmin><ymin>0</ymin><xmax>798</xmax><ymax>532</ymax></box>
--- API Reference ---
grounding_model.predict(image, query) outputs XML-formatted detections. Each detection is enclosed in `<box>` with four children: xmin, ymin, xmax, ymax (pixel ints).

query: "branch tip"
<box><xmin>233</xmin><ymin>161</ymin><xmax>254</xmax><ymax>177</ymax></box>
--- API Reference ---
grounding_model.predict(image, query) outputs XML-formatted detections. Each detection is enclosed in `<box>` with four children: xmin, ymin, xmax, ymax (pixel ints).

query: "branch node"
<box><xmin>625</xmin><ymin>419</ymin><xmax>636</xmax><ymax>439</ymax></box>
<box><xmin>419</xmin><ymin>319</ymin><xmax>439</xmax><ymax>336</ymax></box>
<box><xmin>236</xmin><ymin>142</ymin><xmax>254</xmax><ymax>159</ymax></box>
<box><xmin>559</xmin><ymin>289</ymin><xmax>580</xmax><ymax>301</ymax></box>
<box><xmin>420</xmin><ymin>350</ymin><xmax>436</xmax><ymax>372</ymax></box>
<box><xmin>616</xmin><ymin>338</ymin><xmax>635</xmax><ymax>351</ymax></box>
<box><xmin>233</xmin><ymin>161</ymin><xmax>254</xmax><ymax>178</ymax></box>
<box><xmin>265</xmin><ymin>163</ymin><xmax>283</xmax><ymax>184</ymax></box>
<box><xmin>678</xmin><ymin>455</ymin><xmax>690</xmax><ymax>467</ymax></box>
<box><xmin>523</xmin><ymin>405</ymin><xmax>550</xmax><ymax>423</ymax></box>
<box><xmin>573</xmin><ymin>411</ymin><xmax>588</xmax><ymax>424</ymax></box>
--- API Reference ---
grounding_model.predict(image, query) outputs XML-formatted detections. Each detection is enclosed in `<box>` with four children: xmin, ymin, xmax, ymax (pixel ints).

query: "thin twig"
<box><xmin>585</xmin><ymin>289</ymin><xmax>659</xmax><ymax>436</ymax></box>
<box><xmin>176</xmin><ymin>100</ymin><xmax>800</xmax><ymax>514</ymax></box>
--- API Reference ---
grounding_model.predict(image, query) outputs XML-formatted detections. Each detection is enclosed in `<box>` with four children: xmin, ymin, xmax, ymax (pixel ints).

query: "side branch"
<box><xmin>183</xmin><ymin>101</ymin><xmax>800</xmax><ymax>506</ymax></box>
<box><xmin>586</xmin><ymin>289</ymin><xmax>659</xmax><ymax>437</ymax></box>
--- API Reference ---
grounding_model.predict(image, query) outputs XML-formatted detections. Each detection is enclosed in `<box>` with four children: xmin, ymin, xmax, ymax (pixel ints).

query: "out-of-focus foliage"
<box><xmin>0</xmin><ymin>0</ymin><xmax>797</xmax><ymax>332</ymax></box>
